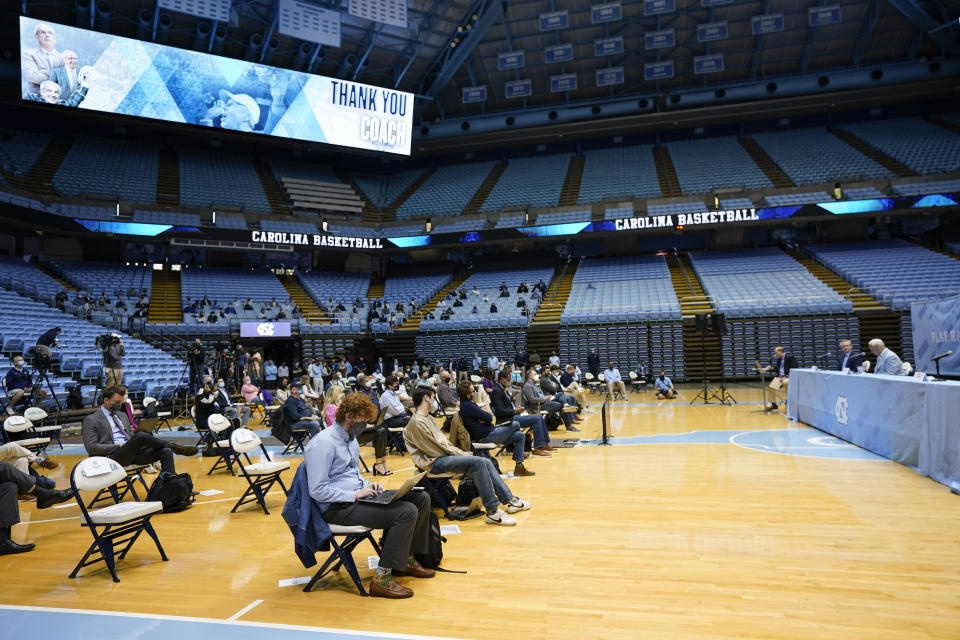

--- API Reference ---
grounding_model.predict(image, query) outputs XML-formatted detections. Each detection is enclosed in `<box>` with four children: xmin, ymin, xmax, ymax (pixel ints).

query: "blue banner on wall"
<box><xmin>505</xmin><ymin>79</ymin><xmax>532</xmax><ymax>98</ymax></box>
<box><xmin>462</xmin><ymin>85</ymin><xmax>486</xmax><ymax>103</ymax></box>
<box><xmin>694</xmin><ymin>53</ymin><xmax>724</xmax><ymax>74</ymax></box>
<box><xmin>697</xmin><ymin>21</ymin><xmax>728</xmax><ymax>42</ymax></box>
<box><xmin>643</xmin><ymin>0</ymin><xmax>674</xmax><ymax>16</ymax></box>
<box><xmin>591</xmin><ymin>2</ymin><xmax>622</xmax><ymax>23</ymax></box>
<box><xmin>544</xmin><ymin>43</ymin><xmax>574</xmax><ymax>63</ymax></box>
<box><xmin>539</xmin><ymin>10</ymin><xmax>568</xmax><ymax>31</ymax></box>
<box><xmin>497</xmin><ymin>51</ymin><xmax>525</xmax><ymax>70</ymax></box>
<box><xmin>752</xmin><ymin>13</ymin><xmax>785</xmax><ymax>35</ymax></box>
<box><xmin>18</xmin><ymin>17</ymin><xmax>413</xmax><ymax>155</ymax></box>
<box><xmin>596</xmin><ymin>67</ymin><xmax>624</xmax><ymax>86</ymax></box>
<box><xmin>550</xmin><ymin>73</ymin><xmax>577</xmax><ymax>92</ymax></box>
<box><xmin>809</xmin><ymin>5</ymin><xmax>842</xmax><ymax>26</ymax></box>
<box><xmin>645</xmin><ymin>29</ymin><xmax>675</xmax><ymax>50</ymax></box>
<box><xmin>594</xmin><ymin>37</ymin><xmax>624</xmax><ymax>57</ymax></box>
<box><xmin>644</xmin><ymin>61</ymin><xmax>674</xmax><ymax>80</ymax></box>
<box><xmin>911</xmin><ymin>294</ymin><xmax>960</xmax><ymax>376</ymax></box>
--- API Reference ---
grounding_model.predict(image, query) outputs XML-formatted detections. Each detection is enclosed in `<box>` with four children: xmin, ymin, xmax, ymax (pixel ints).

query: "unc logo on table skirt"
<box><xmin>257</xmin><ymin>323</ymin><xmax>275</xmax><ymax>337</ymax></box>
<box><xmin>835</xmin><ymin>395</ymin><xmax>849</xmax><ymax>425</ymax></box>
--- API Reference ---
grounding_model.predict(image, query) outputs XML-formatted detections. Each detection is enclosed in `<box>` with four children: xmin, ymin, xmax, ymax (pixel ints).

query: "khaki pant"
<box><xmin>0</xmin><ymin>442</ymin><xmax>39</xmax><ymax>475</ymax></box>
<box><xmin>106</xmin><ymin>368</ymin><xmax>123</xmax><ymax>387</ymax></box>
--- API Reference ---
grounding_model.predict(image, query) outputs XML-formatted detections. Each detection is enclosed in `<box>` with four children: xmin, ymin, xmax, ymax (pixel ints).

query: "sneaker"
<box><xmin>142</xmin><ymin>464</ymin><xmax>159</xmax><ymax>474</ymax></box>
<box><xmin>485</xmin><ymin>509</ymin><xmax>517</xmax><ymax>526</ymax></box>
<box><xmin>506</xmin><ymin>497</ymin><xmax>530</xmax><ymax>514</ymax></box>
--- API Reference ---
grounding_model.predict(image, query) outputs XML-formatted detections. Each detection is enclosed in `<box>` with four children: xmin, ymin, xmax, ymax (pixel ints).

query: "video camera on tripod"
<box><xmin>95</xmin><ymin>333</ymin><xmax>121</xmax><ymax>350</ymax></box>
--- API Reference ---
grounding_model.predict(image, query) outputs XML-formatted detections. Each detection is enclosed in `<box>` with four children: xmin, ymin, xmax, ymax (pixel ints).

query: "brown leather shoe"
<box><xmin>395</xmin><ymin>560</ymin><xmax>435</xmax><ymax>578</ymax></box>
<box><xmin>541</xmin><ymin>444</ymin><xmax>557</xmax><ymax>452</ymax></box>
<box><xmin>38</xmin><ymin>458</ymin><xmax>59</xmax><ymax>470</ymax></box>
<box><xmin>532</xmin><ymin>448</ymin><xmax>552</xmax><ymax>457</ymax></box>
<box><xmin>369</xmin><ymin>578</ymin><xmax>413</xmax><ymax>598</ymax></box>
<box><xmin>171</xmin><ymin>443</ymin><xmax>199</xmax><ymax>456</ymax></box>
<box><xmin>513</xmin><ymin>464</ymin><xmax>535</xmax><ymax>476</ymax></box>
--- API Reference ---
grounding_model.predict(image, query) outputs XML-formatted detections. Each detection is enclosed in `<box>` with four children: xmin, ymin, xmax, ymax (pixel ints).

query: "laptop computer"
<box><xmin>359</xmin><ymin>471</ymin><xmax>427</xmax><ymax>505</ymax></box>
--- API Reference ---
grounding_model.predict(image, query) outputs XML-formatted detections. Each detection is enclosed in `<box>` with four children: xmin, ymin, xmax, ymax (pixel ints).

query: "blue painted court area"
<box><xmin>0</xmin><ymin>606</ymin><xmax>463</xmax><ymax>640</ymax></box>
<box><xmin>581</xmin><ymin>428</ymin><xmax>886</xmax><ymax>461</ymax></box>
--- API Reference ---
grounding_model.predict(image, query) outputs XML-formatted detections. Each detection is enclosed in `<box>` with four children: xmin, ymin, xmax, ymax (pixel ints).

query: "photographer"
<box><xmin>35</xmin><ymin>327</ymin><xmax>61</xmax><ymax>359</ymax></box>
<box><xmin>187</xmin><ymin>339</ymin><xmax>205</xmax><ymax>394</ymax></box>
<box><xmin>101</xmin><ymin>333</ymin><xmax>125</xmax><ymax>387</ymax></box>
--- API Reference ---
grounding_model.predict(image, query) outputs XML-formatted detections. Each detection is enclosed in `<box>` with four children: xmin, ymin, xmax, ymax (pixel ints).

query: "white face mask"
<box><xmin>218</xmin><ymin>382</ymin><xmax>225</xmax><ymax>388</ymax></box>
<box><xmin>430</xmin><ymin>398</ymin><xmax>439</xmax><ymax>412</ymax></box>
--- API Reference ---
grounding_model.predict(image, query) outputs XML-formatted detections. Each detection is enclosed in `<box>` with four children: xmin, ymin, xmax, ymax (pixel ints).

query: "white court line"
<box><xmin>226</xmin><ymin>599</ymin><xmax>263</xmax><ymax>621</ymax></box>
<box><xmin>0</xmin><ymin>604</ymin><xmax>468</xmax><ymax>640</ymax></box>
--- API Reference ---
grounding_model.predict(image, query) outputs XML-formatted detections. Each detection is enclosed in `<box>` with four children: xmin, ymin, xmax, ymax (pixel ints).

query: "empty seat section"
<box><xmin>480</xmin><ymin>154</ymin><xmax>571</xmax><ymax>213</ymax></box>
<box><xmin>842</xmin><ymin>117</ymin><xmax>960</xmax><ymax>175</ymax></box>
<box><xmin>0</xmin><ymin>129</ymin><xmax>50</xmax><ymax>177</ymax></box>
<box><xmin>179</xmin><ymin>149</ymin><xmax>271</xmax><ymax>211</ymax></box>
<box><xmin>668</xmin><ymin>136</ymin><xmax>771</xmax><ymax>195</ymax></box>
<box><xmin>397</xmin><ymin>162</ymin><xmax>495</xmax><ymax>219</ymax></box>
<box><xmin>689</xmin><ymin>247</ymin><xmax>852</xmax><ymax>317</ymax></box>
<box><xmin>53</xmin><ymin>135</ymin><xmax>158</xmax><ymax>202</ymax></box>
<box><xmin>180</xmin><ymin>267</ymin><xmax>286</xmax><ymax>309</ymax></box>
<box><xmin>577</xmin><ymin>145</ymin><xmax>661</xmax><ymax>204</ymax></box>
<box><xmin>351</xmin><ymin>169</ymin><xmax>423</xmax><ymax>209</ymax></box>
<box><xmin>563</xmin><ymin>256</ymin><xmax>681</xmax><ymax>324</ymax></box>
<box><xmin>752</xmin><ymin>127</ymin><xmax>893</xmax><ymax>185</ymax></box>
<box><xmin>296</xmin><ymin>271</ymin><xmax>371</xmax><ymax>333</ymax></box>
<box><xmin>420</xmin><ymin>267</ymin><xmax>554</xmax><ymax>330</ymax></box>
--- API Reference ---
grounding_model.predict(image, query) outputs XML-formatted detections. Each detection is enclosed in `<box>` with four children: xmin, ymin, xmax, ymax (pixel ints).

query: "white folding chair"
<box><xmin>144</xmin><ymin>396</ymin><xmax>174</xmax><ymax>432</ymax></box>
<box><xmin>2</xmin><ymin>415</ymin><xmax>50</xmax><ymax>456</ymax></box>
<box><xmin>206</xmin><ymin>413</ymin><xmax>247</xmax><ymax>475</ymax></box>
<box><xmin>229</xmin><ymin>428</ymin><xmax>290</xmax><ymax>515</ymax></box>
<box><xmin>69</xmin><ymin>457</ymin><xmax>168</xmax><ymax>582</ymax></box>
<box><xmin>23</xmin><ymin>407</ymin><xmax>63</xmax><ymax>449</ymax></box>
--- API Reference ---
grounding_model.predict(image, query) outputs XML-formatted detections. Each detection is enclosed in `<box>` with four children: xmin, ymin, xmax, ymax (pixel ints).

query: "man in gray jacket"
<box><xmin>522</xmin><ymin>368</ymin><xmax>575</xmax><ymax>431</ymax></box>
<box><xmin>82</xmin><ymin>386</ymin><xmax>197</xmax><ymax>473</ymax></box>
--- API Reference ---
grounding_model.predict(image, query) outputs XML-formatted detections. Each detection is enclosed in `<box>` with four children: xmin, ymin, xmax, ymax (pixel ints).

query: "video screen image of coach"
<box><xmin>19</xmin><ymin>17</ymin><xmax>413</xmax><ymax>155</ymax></box>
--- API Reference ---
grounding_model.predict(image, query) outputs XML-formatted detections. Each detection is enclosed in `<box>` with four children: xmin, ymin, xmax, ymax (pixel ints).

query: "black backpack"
<box><xmin>66</xmin><ymin>386</ymin><xmax>84</xmax><ymax>410</ymax></box>
<box><xmin>456</xmin><ymin>478</ymin><xmax>479</xmax><ymax>506</ymax></box>
<box><xmin>270</xmin><ymin>408</ymin><xmax>292</xmax><ymax>445</ymax></box>
<box><xmin>414</xmin><ymin>511</ymin><xmax>446</xmax><ymax>569</ymax></box>
<box><xmin>545</xmin><ymin>411</ymin><xmax>564</xmax><ymax>430</ymax></box>
<box><xmin>146</xmin><ymin>471</ymin><xmax>196</xmax><ymax>512</ymax></box>
<box><xmin>417</xmin><ymin>475</ymin><xmax>457</xmax><ymax>510</ymax></box>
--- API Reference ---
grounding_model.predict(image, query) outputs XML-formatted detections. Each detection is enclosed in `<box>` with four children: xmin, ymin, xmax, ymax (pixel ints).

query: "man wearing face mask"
<box><xmin>522</xmin><ymin>368</ymin><xmax>577</xmax><ymax>432</ymax></box>
<box><xmin>283</xmin><ymin>383</ymin><xmax>323</xmax><ymax>437</ymax></box>
<box><xmin>4</xmin><ymin>356</ymin><xmax>34</xmax><ymax>415</ymax></box>
<box><xmin>654</xmin><ymin>371</ymin><xmax>676</xmax><ymax>399</ymax></box>
<box><xmin>457</xmin><ymin>379</ymin><xmax>535</xmax><ymax>477</ymax></box>
<box><xmin>82</xmin><ymin>386</ymin><xmax>198</xmax><ymax>473</ymax></box>
<box><xmin>380</xmin><ymin>375</ymin><xmax>411</xmax><ymax>431</ymax></box>
<box><xmin>215</xmin><ymin>377</ymin><xmax>251</xmax><ymax>427</ymax></box>
<box><xmin>304</xmin><ymin>392</ymin><xmax>434</xmax><ymax>598</ymax></box>
<box><xmin>492</xmin><ymin>370</ymin><xmax>554</xmax><ymax>457</ymax></box>
<box><xmin>436</xmin><ymin>372</ymin><xmax>459</xmax><ymax>409</ymax></box>
<box><xmin>404</xmin><ymin>386</ymin><xmax>531</xmax><ymax>527</ymax></box>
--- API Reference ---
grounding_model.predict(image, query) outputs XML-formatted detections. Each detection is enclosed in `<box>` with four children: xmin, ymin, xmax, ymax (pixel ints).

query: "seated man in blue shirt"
<box><xmin>603</xmin><ymin>362</ymin><xmax>627</xmax><ymax>399</ymax></box>
<box><xmin>4</xmin><ymin>356</ymin><xmax>34</xmax><ymax>415</ymax></box>
<box><xmin>457</xmin><ymin>379</ymin><xmax>535</xmax><ymax>477</ymax></box>
<box><xmin>304</xmin><ymin>392</ymin><xmax>433</xmax><ymax>599</ymax></box>
<box><xmin>283</xmin><ymin>383</ymin><xmax>323</xmax><ymax>436</ymax></box>
<box><xmin>654</xmin><ymin>371</ymin><xmax>676</xmax><ymax>399</ymax></box>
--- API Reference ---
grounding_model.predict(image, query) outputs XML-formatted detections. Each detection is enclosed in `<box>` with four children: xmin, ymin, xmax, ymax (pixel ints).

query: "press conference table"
<box><xmin>786</xmin><ymin>369</ymin><xmax>960</xmax><ymax>490</ymax></box>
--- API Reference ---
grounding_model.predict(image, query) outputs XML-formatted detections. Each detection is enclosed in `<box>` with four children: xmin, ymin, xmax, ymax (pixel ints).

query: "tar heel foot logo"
<box><xmin>257</xmin><ymin>323</ymin><xmax>276</xmax><ymax>337</ymax></box>
<box><xmin>834</xmin><ymin>395</ymin><xmax>849</xmax><ymax>425</ymax></box>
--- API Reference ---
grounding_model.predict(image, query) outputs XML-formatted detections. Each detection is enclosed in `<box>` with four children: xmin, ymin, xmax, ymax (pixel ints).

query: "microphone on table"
<box><xmin>816</xmin><ymin>352</ymin><xmax>833</xmax><ymax>363</ymax></box>
<box><xmin>853</xmin><ymin>352</ymin><xmax>867</xmax><ymax>358</ymax></box>
<box><xmin>931</xmin><ymin>350</ymin><xmax>953</xmax><ymax>361</ymax></box>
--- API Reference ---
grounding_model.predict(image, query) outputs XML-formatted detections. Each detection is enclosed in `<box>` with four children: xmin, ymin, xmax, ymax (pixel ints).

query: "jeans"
<box><xmin>109</xmin><ymin>431</ymin><xmax>175</xmax><ymax>474</ymax></box>
<box><xmin>293</xmin><ymin>419</ymin><xmax>321</xmax><ymax>437</ymax></box>
<box><xmin>324</xmin><ymin>490</ymin><xmax>430</xmax><ymax>570</ymax></box>
<box><xmin>431</xmin><ymin>455</ymin><xmax>513</xmax><ymax>512</ymax></box>
<box><xmin>479</xmin><ymin>424</ymin><xmax>524</xmax><ymax>463</ymax></box>
<box><xmin>514</xmin><ymin>415</ymin><xmax>548</xmax><ymax>449</ymax></box>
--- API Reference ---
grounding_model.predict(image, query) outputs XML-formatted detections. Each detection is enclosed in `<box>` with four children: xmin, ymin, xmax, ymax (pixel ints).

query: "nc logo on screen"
<box><xmin>834</xmin><ymin>396</ymin><xmax>849</xmax><ymax>425</ymax></box>
<box><xmin>257</xmin><ymin>323</ymin><xmax>275</xmax><ymax>337</ymax></box>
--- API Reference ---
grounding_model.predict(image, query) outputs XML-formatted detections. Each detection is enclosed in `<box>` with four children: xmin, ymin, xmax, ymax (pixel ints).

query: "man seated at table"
<box><xmin>763</xmin><ymin>347</ymin><xmax>798</xmax><ymax>410</ymax></box>
<box><xmin>404</xmin><ymin>386</ymin><xmax>531</xmax><ymax>526</ymax></box>
<box><xmin>304</xmin><ymin>393</ymin><xmax>434</xmax><ymax>598</ymax></box>
<box><xmin>836</xmin><ymin>340</ymin><xmax>864</xmax><ymax>372</ymax></box>
<box><xmin>82</xmin><ymin>386</ymin><xmax>197</xmax><ymax>472</ymax></box>
<box><xmin>457</xmin><ymin>379</ymin><xmax>535</xmax><ymax>477</ymax></box>
<box><xmin>654</xmin><ymin>371</ymin><xmax>676</xmax><ymax>399</ymax></box>
<box><xmin>869</xmin><ymin>338</ymin><xmax>904</xmax><ymax>375</ymax></box>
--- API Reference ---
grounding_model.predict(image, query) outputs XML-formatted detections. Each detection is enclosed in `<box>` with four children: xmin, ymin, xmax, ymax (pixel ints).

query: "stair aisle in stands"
<box><xmin>146</xmin><ymin>267</ymin><xmax>181</xmax><ymax>323</ymax></box>
<box><xmin>557</xmin><ymin>156</ymin><xmax>586</xmax><ymax>206</ymax></box>
<box><xmin>36</xmin><ymin>263</ymin><xmax>75</xmax><ymax>291</ymax></box>
<box><xmin>462</xmin><ymin>163</ymin><xmax>506</xmax><ymax>216</ymax></box>
<box><xmin>830</xmin><ymin>129</ymin><xmax>916</xmax><ymax>178</ymax></box>
<box><xmin>652</xmin><ymin>146</ymin><xmax>682</xmax><ymax>198</ymax></box>
<box><xmin>667</xmin><ymin>255</ymin><xmax>721</xmax><ymax>380</ymax></box>
<box><xmin>738</xmin><ymin>138</ymin><xmax>795</xmax><ymax>188</ymax></box>
<box><xmin>366</xmin><ymin>276</ymin><xmax>385</xmax><ymax>300</ymax></box>
<box><xmin>382</xmin><ymin>168</ymin><xmax>435</xmax><ymax>222</ymax></box>
<box><xmin>531</xmin><ymin>259</ymin><xmax>578</xmax><ymax>327</ymax></box>
<box><xmin>156</xmin><ymin>148</ymin><xmax>180</xmax><ymax>206</ymax></box>
<box><xmin>782</xmin><ymin>246</ymin><xmax>887</xmax><ymax>312</ymax></box>
<box><xmin>24</xmin><ymin>135</ymin><xmax>73</xmax><ymax>195</ymax></box>
<box><xmin>929</xmin><ymin>115</ymin><xmax>960</xmax><ymax>136</ymax></box>
<box><xmin>396</xmin><ymin>273</ymin><xmax>468</xmax><ymax>333</ymax></box>
<box><xmin>279</xmin><ymin>274</ymin><xmax>327</xmax><ymax>324</ymax></box>
<box><xmin>254</xmin><ymin>158</ymin><xmax>291</xmax><ymax>215</ymax></box>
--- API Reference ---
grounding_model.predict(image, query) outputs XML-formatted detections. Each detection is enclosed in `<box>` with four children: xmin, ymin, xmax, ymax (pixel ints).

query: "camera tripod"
<box><xmin>29</xmin><ymin>361</ymin><xmax>63</xmax><ymax>416</ymax></box>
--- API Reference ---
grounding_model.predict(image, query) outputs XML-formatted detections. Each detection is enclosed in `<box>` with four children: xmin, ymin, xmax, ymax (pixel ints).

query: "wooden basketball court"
<box><xmin>4</xmin><ymin>385</ymin><xmax>960</xmax><ymax>640</ymax></box>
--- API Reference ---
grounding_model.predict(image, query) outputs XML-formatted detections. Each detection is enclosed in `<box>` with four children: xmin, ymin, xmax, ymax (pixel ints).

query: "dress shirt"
<box><xmin>304</xmin><ymin>423</ymin><xmax>366</xmax><ymax>510</ymax></box>
<box><xmin>102</xmin><ymin>406</ymin><xmax>128</xmax><ymax>445</ymax></box>
<box><xmin>379</xmin><ymin>389</ymin><xmax>405</xmax><ymax>419</ymax></box>
<box><xmin>308</xmin><ymin>363</ymin><xmax>323</xmax><ymax>378</ymax></box>
<box><xmin>549</xmin><ymin>356</ymin><xmax>560</xmax><ymax>367</ymax></box>
<box><xmin>655</xmin><ymin>376</ymin><xmax>673</xmax><ymax>392</ymax></box>
<box><xmin>604</xmin><ymin>368</ymin><xmax>622</xmax><ymax>382</ymax></box>
<box><xmin>487</xmin><ymin>357</ymin><xmax>499</xmax><ymax>370</ymax></box>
